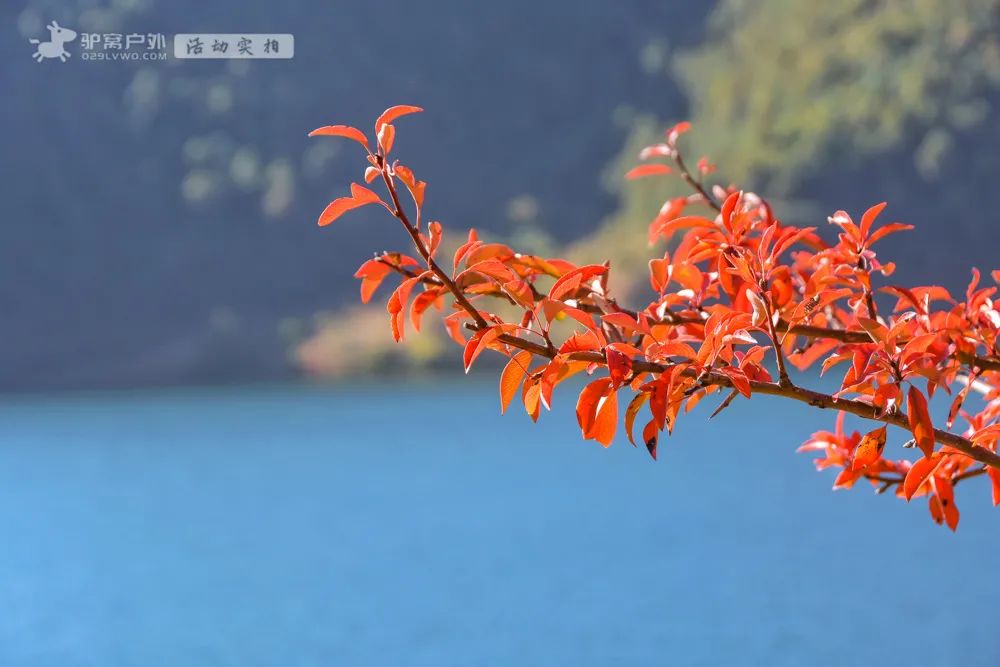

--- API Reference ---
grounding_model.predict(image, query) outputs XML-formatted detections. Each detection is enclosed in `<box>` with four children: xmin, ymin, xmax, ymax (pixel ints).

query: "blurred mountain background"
<box><xmin>3</xmin><ymin>0</ymin><xmax>999</xmax><ymax>392</ymax></box>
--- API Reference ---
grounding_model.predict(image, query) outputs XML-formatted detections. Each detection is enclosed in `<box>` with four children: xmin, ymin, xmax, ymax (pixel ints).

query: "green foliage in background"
<box><xmin>581</xmin><ymin>0</ymin><xmax>1000</xmax><ymax>295</ymax></box>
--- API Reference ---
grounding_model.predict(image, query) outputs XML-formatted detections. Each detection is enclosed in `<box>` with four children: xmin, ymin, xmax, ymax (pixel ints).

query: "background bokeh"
<box><xmin>3</xmin><ymin>2</ymin><xmax>1000</xmax><ymax>665</ymax></box>
<box><xmin>5</xmin><ymin>0</ymin><xmax>999</xmax><ymax>392</ymax></box>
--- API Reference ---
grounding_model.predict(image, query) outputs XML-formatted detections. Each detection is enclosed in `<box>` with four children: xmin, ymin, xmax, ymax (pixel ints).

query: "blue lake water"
<box><xmin>0</xmin><ymin>380</ymin><xmax>997</xmax><ymax>666</ymax></box>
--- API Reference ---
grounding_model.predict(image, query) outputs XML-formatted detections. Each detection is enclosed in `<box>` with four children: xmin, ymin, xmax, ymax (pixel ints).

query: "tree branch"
<box><xmin>479</xmin><ymin>329</ymin><xmax>1000</xmax><ymax>471</ymax></box>
<box><xmin>379</xmin><ymin>149</ymin><xmax>1000</xmax><ymax>473</ymax></box>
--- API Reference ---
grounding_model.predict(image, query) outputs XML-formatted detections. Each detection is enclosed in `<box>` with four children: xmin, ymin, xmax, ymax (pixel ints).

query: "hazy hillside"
<box><xmin>2</xmin><ymin>0</ymin><xmax>707</xmax><ymax>391</ymax></box>
<box><xmin>4</xmin><ymin>0</ymin><xmax>998</xmax><ymax>392</ymax></box>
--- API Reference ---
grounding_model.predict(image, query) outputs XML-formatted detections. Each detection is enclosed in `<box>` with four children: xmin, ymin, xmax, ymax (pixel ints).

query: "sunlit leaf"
<box><xmin>500</xmin><ymin>350</ymin><xmax>532</xmax><ymax>414</ymax></box>
<box><xmin>906</xmin><ymin>386</ymin><xmax>935</xmax><ymax>458</ymax></box>
<box><xmin>307</xmin><ymin>124</ymin><xmax>370</xmax><ymax>150</ymax></box>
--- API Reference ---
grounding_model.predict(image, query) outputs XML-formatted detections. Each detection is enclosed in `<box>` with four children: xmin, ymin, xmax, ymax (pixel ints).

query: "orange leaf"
<box><xmin>350</xmin><ymin>182</ymin><xmax>380</xmax><ymax>204</ymax></box>
<box><xmin>856</xmin><ymin>317</ymin><xmax>889</xmax><ymax>344</ymax></box>
<box><xmin>665</xmin><ymin>121</ymin><xmax>691</xmax><ymax>144</ymax></box>
<box><xmin>606</xmin><ymin>348</ymin><xmax>632</xmax><ymax>389</ymax></box>
<box><xmin>719</xmin><ymin>367</ymin><xmax>752</xmax><ymax>399</ymax></box>
<box><xmin>453</xmin><ymin>229</ymin><xmax>480</xmax><ymax>271</ymax></box>
<box><xmin>463</xmin><ymin>326</ymin><xmax>505</xmax><ymax>373</ymax></box>
<box><xmin>499</xmin><ymin>350</ymin><xmax>532</xmax><ymax>414</ymax></box>
<box><xmin>946</xmin><ymin>374</ymin><xmax>977</xmax><ymax>429</ymax></box>
<box><xmin>377</xmin><ymin>124</ymin><xmax>396</xmax><ymax>154</ymax></box>
<box><xmin>833</xmin><ymin>467</ymin><xmax>863</xmax><ymax>489</ymax></box>
<box><xmin>386</xmin><ymin>276</ymin><xmax>422</xmax><ymax>342</ymax></box>
<box><xmin>859</xmin><ymin>202</ymin><xmax>887</xmax><ymax>237</ymax></box>
<box><xmin>427</xmin><ymin>221</ymin><xmax>443</xmax><ymax>258</ymax></box>
<box><xmin>650</xmin><ymin>215</ymin><xmax>717</xmax><ymax>242</ymax></box>
<box><xmin>930</xmin><ymin>476</ymin><xmax>959</xmax><ymax>531</ymax></box>
<box><xmin>410</xmin><ymin>289</ymin><xmax>441</xmax><ymax>333</ymax></box>
<box><xmin>642</xmin><ymin>419</ymin><xmax>658</xmax><ymax>459</ymax></box>
<box><xmin>318</xmin><ymin>194</ymin><xmax>374</xmax><ymax>226</ymax></box>
<box><xmin>354</xmin><ymin>259</ymin><xmax>393</xmax><ymax>304</ymax></box>
<box><xmin>307</xmin><ymin>125</ymin><xmax>370</xmax><ymax>149</ymax></box>
<box><xmin>375</xmin><ymin>104</ymin><xmax>424</xmax><ymax>132</ymax></box>
<box><xmin>576</xmin><ymin>378</ymin><xmax>611</xmax><ymax>439</ymax></box>
<box><xmin>602</xmin><ymin>312</ymin><xmax>643</xmax><ymax>334</ymax></box>
<box><xmin>988</xmin><ymin>468</ymin><xmax>1000</xmax><ymax>507</ymax></box>
<box><xmin>625</xmin><ymin>164</ymin><xmax>672</xmax><ymax>180</ymax></box>
<box><xmin>523</xmin><ymin>378</ymin><xmax>542</xmax><ymax>422</ymax></box>
<box><xmin>548</xmin><ymin>265</ymin><xmax>607</xmax><ymax>302</ymax></box>
<box><xmin>589</xmin><ymin>389</ymin><xmax>618</xmax><ymax>447</ymax></box>
<box><xmin>902</xmin><ymin>454</ymin><xmax>941</xmax><ymax>500</ymax></box>
<box><xmin>649</xmin><ymin>257</ymin><xmax>669</xmax><ymax>292</ymax></box>
<box><xmin>906</xmin><ymin>386</ymin><xmax>935</xmax><ymax>458</ymax></box>
<box><xmin>867</xmin><ymin>222</ymin><xmax>914</xmax><ymax>246</ymax></box>
<box><xmin>850</xmin><ymin>425</ymin><xmax>886</xmax><ymax>471</ymax></box>
<box><xmin>625</xmin><ymin>392</ymin><xmax>650</xmax><ymax>447</ymax></box>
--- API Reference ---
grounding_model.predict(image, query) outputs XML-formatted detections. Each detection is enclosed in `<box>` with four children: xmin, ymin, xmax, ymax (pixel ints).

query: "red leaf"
<box><xmin>665</xmin><ymin>121</ymin><xmax>691</xmax><ymax>144</ymax></box>
<box><xmin>856</xmin><ymin>317</ymin><xmax>889</xmax><ymax>344</ymax></box>
<box><xmin>850</xmin><ymin>425</ymin><xmax>887</xmax><ymax>471</ymax></box>
<box><xmin>719</xmin><ymin>367</ymin><xmax>752</xmax><ymax>399</ymax></box>
<box><xmin>606</xmin><ymin>348</ymin><xmax>632</xmax><ymax>389</ymax></box>
<box><xmin>602</xmin><ymin>312</ymin><xmax>643</xmax><ymax>334</ymax></box>
<box><xmin>576</xmin><ymin>378</ymin><xmax>618</xmax><ymax>446</ymax></box>
<box><xmin>906</xmin><ymin>386</ymin><xmax>935</xmax><ymax>458</ymax></box>
<box><xmin>410</xmin><ymin>289</ymin><xmax>441</xmax><ymax>332</ymax></box>
<box><xmin>317</xmin><ymin>197</ymin><xmax>364</xmax><ymax>226</ymax></box>
<box><xmin>377</xmin><ymin>123</ymin><xmax>396</xmax><ymax>154</ymax></box>
<box><xmin>867</xmin><ymin>222</ymin><xmax>914</xmax><ymax>246</ymax></box>
<box><xmin>307</xmin><ymin>125</ymin><xmax>370</xmax><ymax>150</ymax></box>
<box><xmin>970</xmin><ymin>424</ymin><xmax>1000</xmax><ymax>447</ymax></box>
<box><xmin>902</xmin><ymin>454</ymin><xmax>941</xmax><ymax>500</ymax></box>
<box><xmin>859</xmin><ymin>202</ymin><xmax>887</xmax><ymax>237</ymax></box>
<box><xmin>393</xmin><ymin>164</ymin><xmax>426</xmax><ymax>209</ymax></box>
<box><xmin>548</xmin><ymin>265</ymin><xmax>607</xmax><ymax>302</ymax></box>
<box><xmin>558</xmin><ymin>331</ymin><xmax>602</xmax><ymax>355</ymax></box>
<box><xmin>460</xmin><ymin>259</ymin><xmax>516</xmax><ymax>284</ymax></box>
<box><xmin>386</xmin><ymin>276</ymin><xmax>422</xmax><ymax>342</ymax></box>
<box><xmin>354</xmin><ymin>259</ymin><xmax>393</xmax><ymax>304</ymax></box>
<box><xmin>649</xmin><ymin>257</ymin><xmax>669</xmax><ymax>292</ymax></box>
<box><xmin>375</xmin><ymin>105</ymin><xmax>423</xmax><ymax>132</ymax></box>
<box><xmin>988</xmin><ymin>468</ymin><xmax>1000</xmax><ymax>507</ymax></box>
<box><xmin>625</xmin><ymin>164</ymin><xmax>673</xmax><ymax>180</ymax></box>
<box><xmin>523</xmin><ymin>378</ymin><xmax>542</xmax><ymax>422</ymax></box>
<box><xmin>463</xmin><ymin>326</ymin><xmax>506</xmax><ymax>373</ymax></box>
<box><xmin>833</xmin><ymin>468</ymin><xmax>863</xmax><ymax>489</ymax></box>
<box><xmin>946</xmin><ymin>374</ymin><xmax>976</xmax><ymax>429</ymax></box>
<box><xmin>453</xmin><ymin>229</ymin><xmax>480</xmax><ymax>271</ymax></box>
<box><xmin>350</xmin><ymin>182</ymin><xmax>380</xmax><ymax>204</ymax></box>
<box><xmin>576</xmin><ymin>378</ymin><xmax>610</xmax><ymax>437</ymax></box>
<box><xmin>649</xmin><ymin>215</ymin><xmax>717</xmax><ymax>242</ymax></box>
<box><xmin>930</xmin><ymin>476</ymin><xmax>959</xmax><ymax>531</ymax></box>
<box><xmin>500</xmin><ymin>350</ymin><xmax>532</xmax><ymax>414</ymax></box>
<box><xmin>625</xmin><ymin>392</ymin><xmax>650</xmax><ymax>447</ymax></box>
<box><xmin>590</xmin><ymin>390</ymin><xmax>618</xmax><ymax>447</ymax></box>
<box><xmin>427</xmin><ymin>221</ymin><xmax>443</xmax><ymax>257</ymax></box>
<box><xmin>642</xmin><ymin>419</ymin><xmax>658</xmax><ymax>460</ymax></box>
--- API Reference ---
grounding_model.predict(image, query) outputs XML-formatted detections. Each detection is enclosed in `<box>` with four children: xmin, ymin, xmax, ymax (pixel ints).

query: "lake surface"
<box><xmin>0</xmin><ymin>380</ymin><xmax>996</xmax><ymax>666</ymax></box>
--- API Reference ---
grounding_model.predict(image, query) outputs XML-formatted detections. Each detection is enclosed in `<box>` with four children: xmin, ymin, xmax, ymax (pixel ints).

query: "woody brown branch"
<box><xmin>486</xmin><ymin>331</ymin><xmax>1000</xmax><ymax>471</ymax></box>
<box><xmin>376</xmin><ymin>154</ymin><xmax>1000</xmax><ymax>472</ymax></box>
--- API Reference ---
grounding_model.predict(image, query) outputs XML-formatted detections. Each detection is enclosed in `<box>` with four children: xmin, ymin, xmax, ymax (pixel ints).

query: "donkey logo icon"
<box><xmin>30</xmin><ymin>21</ymin><xmax>78</xmax><ymax>62</ymax></box>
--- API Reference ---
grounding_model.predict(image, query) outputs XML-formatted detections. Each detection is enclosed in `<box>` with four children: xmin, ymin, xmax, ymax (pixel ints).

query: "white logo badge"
<box><xmin>30</xmin><ymin>21</ymin><xmax>78</xmax><ymax>63</ymax></box>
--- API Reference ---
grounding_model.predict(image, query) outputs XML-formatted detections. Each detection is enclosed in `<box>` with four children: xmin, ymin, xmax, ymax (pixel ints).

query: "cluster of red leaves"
<box><xmin>310</xmin><ymin>106</ymin><xmax>1000</xmax><ymax>531</ymax></box>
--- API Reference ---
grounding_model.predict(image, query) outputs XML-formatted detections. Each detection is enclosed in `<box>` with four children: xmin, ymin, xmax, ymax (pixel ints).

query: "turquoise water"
<box><xmin>1</xmin><ymin>381</ymin><xmax>996</xmax><ymax>665</ymax></box>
